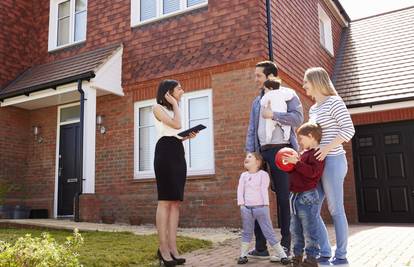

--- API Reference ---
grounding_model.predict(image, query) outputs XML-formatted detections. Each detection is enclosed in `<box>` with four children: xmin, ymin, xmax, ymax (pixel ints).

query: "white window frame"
<box><xmin>48</xmin><ymin>0</ymin><xmax>88</xmax><ymax>51</ymax></box>
<box><xmin>131</xmin><ymin>0</ymin><xmax>208</xmax><ymax>27</ymax></box>
<box><xmin>318</xmin><ymin>4</ymin><xmax>334</xmax><ymax>56</ymax></box>
<box><xmin>134</xmin><ymin>89</ymin><xmax>215</xmax><ymax>179</ymax></box>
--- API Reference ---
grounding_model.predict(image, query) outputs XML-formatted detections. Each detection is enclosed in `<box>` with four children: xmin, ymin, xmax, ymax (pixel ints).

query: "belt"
<box><xmin>260</xmin><ymin>143</ymin><xmax>290</xmax><ymax>151</ymax></box>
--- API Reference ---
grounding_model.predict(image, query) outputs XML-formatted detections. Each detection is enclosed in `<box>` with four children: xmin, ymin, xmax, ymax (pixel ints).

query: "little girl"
<box><xmin>237</xmin><ymin>152</ymin><xmax>290</xmax><ymax>265</ymax></box>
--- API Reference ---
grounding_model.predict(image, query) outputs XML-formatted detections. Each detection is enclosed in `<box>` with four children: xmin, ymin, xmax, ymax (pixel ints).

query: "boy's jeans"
<box><xmin>290</xmin><ymin>189</ymin><xmax>320</xmax><ymax>258</ymax></box>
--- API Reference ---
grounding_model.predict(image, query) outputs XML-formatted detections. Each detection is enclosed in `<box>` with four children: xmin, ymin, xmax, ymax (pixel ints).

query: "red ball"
<box><xmin>275</xmin><ymin>147</ymin><xmax>299</xmax><ymax>172</ymax></box>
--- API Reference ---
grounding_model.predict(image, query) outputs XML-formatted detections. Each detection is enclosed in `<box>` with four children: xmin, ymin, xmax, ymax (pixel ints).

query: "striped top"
<box><xmin>309</xmin><ymin>96</ymin><xmax>355</xmax><ymax>156</ymax></box>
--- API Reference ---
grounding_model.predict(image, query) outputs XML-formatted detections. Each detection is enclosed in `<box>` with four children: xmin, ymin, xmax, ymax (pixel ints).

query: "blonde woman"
<box><xmin>302</xmin><ymin>67</ymin><xmax>355</xmax><ymax>266</ymax></box>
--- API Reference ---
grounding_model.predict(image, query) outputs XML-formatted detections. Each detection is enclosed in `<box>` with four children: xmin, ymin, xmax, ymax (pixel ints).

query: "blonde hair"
<box><xmin>304</xmin><ymin>67</ymin><xmax>337</xmax><ymax>96</ymax></box>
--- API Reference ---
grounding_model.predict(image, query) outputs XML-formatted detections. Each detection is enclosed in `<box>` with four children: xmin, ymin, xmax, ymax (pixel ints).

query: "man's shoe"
<box><xmin>330</xmin><ymin>257</ymin><xmax>349</xmax><ymax>265</ymax></box>
<box><xmin>317</xmin><ymin>256</ymin><xmax>331</xmax><ymax>265</ymax></box>
<box><xmin>247</xmin><ymin>249</ymin><xmax>270</xmax><ymax>259</ymax></box>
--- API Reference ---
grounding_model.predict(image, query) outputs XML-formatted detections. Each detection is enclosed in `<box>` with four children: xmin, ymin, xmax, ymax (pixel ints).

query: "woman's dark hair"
<box><xmin>256</xmin><ymin>61</ymin><xmax>278</xmax><ymax>77</ymax></box>
<box><xmin>156</xmin><ymin>79</ymin><xmax>179</xmax><ymax>111</ymax></box>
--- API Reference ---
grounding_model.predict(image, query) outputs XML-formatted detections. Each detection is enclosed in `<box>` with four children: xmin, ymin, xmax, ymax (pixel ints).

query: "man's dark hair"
<box><xmin>156</xmin><ymin>79</ymin><xmax>179</xmax><ymax>111</ymax></box>
<box><xmin>256</xmin><ymin>61</ymin><xmax>278</xmax><ymax>77</ymax></box>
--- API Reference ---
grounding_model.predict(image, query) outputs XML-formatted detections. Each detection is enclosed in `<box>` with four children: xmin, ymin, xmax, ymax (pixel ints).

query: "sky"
<box><xmin>339</xmin><ymin>0</ymin><xmax>414</xmax><ymax>20</ymax></box>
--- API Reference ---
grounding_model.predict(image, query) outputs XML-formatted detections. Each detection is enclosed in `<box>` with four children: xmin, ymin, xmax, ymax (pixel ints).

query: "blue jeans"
<box><xmin>241</xmin><ymin>206</ymin><xmax>279</xmax><ymax>246</ymax></box>
<box><xmin>255</xmin><ymin>146</ymin><xmax>291</xmax><ymax>251</ymax></box>
<box><xmin>290</xmin><ymin>189</ymin><xmax>320</xmax><ymax>258</ymax></box>
<box><xmin>317</xmin><ymin>154</ymin><xmax>348</xmax><ymax>259</ymax></box>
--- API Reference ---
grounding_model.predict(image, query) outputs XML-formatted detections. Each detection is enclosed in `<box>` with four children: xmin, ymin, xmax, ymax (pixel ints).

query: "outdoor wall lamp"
<box><xmin>32</xmin><ymin>126</ymin><xmax>43</xmax><ymax>143</ymax></box>
<box><xmin>96</xmin><ymin>115</ymin><xmax>106</xmax><ymax>134</ymax></box>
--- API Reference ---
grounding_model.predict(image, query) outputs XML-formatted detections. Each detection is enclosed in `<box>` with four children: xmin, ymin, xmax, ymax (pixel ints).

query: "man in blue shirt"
<box><xmin>245</xmin><ymin>61</ymin><xmax>304</xmax><ymax>259</ymax></box>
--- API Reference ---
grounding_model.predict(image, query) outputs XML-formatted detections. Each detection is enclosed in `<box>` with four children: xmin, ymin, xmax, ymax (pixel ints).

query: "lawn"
<box><xmin>0</xmin><ymin>227</ymin><xmax>212</xmax><ymax>267</ymax></box>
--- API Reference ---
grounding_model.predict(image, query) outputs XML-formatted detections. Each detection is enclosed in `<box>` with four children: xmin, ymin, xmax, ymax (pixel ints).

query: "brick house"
<box><xmin>1</xmin><ymin>0</ymin><xmax>411</xmax><ymax>226</ymax></box>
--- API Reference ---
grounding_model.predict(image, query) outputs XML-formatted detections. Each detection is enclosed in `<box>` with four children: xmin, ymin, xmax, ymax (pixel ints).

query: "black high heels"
<box><xmin>170</xmin><ymin>253</ymin><xmax>186</xmax><ymax>265</ymax></box>
<box><xmin>157</xmin><ymin>249</ymin><xmax>177</xmax><ymax>266</ymax></box>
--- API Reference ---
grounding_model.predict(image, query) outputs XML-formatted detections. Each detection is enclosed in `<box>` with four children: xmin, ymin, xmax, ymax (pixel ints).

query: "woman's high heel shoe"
<box><xmin>157</xmin><ymin>249</ymin><xmax>177</xmax><ymax>266</ymax></box>
<box><xmin>170</xmin><ymin>253</ymin><xmax>186</xmax><ymax>265</ymax></box>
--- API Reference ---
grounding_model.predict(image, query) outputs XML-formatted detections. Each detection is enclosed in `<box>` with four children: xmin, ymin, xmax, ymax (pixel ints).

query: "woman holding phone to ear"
<box><xmin>152</xmin><ymin>79</ymin><xmax>197</xmax><ymax>266</ymax></box>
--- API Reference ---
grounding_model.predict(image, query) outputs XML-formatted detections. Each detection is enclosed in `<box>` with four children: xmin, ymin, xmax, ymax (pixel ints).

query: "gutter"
<box><xmin>265</xmin><ymin>0</ymin><xmax>274</xmax><ymax>61</ymax></box>
<box><xmin>74</xmin><ymin>79</ymin><xmax>86</xmax><ymax>222</ymax></box>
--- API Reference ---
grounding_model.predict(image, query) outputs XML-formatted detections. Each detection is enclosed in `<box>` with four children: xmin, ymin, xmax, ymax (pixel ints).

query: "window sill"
<box><xmin>131</xmin><ymin>3</ymin><xmax>208</xmax><ymax>28</ymax></box>
<box><xmin>48</xmin><ymin>40</ymin><xmax>86</xmax><ymax>53</ymax></box>
<box><xmin>133</xmin><ymin>168</ymin><xmax>215</xmax><ymax>181</ymax></box>
<box><xmin>320</xmin><ymin>44</ymin><xmax>334</xmax><ymax>58</ymax></box>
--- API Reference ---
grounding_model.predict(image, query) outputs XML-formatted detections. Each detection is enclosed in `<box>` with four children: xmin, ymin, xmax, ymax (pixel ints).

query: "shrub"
<box><xmin>0</xmin><ymin>229</ymin><xmax>83</xmax><ymax>267</ymax></box>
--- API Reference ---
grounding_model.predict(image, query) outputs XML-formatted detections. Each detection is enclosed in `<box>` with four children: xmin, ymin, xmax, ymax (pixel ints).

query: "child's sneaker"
<box><xmin>269</xmin><ymin>243</ymin><xmax>290</xmax><ymax>265</ymax></box>
<box><xmin>317</xmin><ymin>256</ymin><xmax>331</xmax><ymax>265</ymax></box>
<box><xmin>291</xmin><ymin>255</ymin><xmax>303</xmax><ymax>267</ymax></box>
<box><xmin>237</xmin><ymin>256</ymin><xmax>248</xmax><ymax>264</ymax></box>
<box><xmin>330</xmin><ymin>257</ymin><xmax>349</xmax><ymax>265</ymax></box>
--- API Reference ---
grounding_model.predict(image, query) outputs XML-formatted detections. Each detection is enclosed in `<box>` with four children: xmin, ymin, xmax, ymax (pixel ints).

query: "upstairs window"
<box><xmin>318</xmin><ymin>4</ymin><xmax>334</xmax><ymax>56</ymax></box>
<box><xmin>49</xmin><ymin>0</ymin><xmax>87</xmax><ymax>51</ymax></box>
<box><xmin>131</xmin><ymin>0</ymin><xmax>208</xmax><ymax>27</ymax></box>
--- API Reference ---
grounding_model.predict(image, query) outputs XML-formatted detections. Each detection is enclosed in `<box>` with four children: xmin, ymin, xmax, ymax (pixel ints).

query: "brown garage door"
<box><xmin>353</xmin><ymin>120</ymin><xmax>414</xmax><ymax>223</ymax></box>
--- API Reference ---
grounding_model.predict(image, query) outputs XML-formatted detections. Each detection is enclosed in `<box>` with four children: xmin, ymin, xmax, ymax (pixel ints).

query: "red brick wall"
<box><xmin>23</xmin><ymin>107</ymin><xmax>58</xmax><ymax>212</ymax></box>
<box><xmin>0</xmin><ymin>107</ymin><xmax>29</xmax><ymax>203</ymax></box>
<box><xmin>0</xmin><ymin>0</ymin><xmax>33</xmax><ymax>88</ymax></box>
<box><xmin>271</xmin><ymin>0</ymin><xmax>344</xmax><ymax>83</ymax></box>
<box><xmin>23</xmin><ymin>0</ymin><xmax>266</xmax><ymax>86</ymax></box>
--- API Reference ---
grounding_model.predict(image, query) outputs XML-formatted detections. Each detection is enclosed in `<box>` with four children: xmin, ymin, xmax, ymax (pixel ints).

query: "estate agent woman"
<box><xmin>152</xmin><ymin>79</ymin><xmax>197</xmax><ymax>266</ymax></box>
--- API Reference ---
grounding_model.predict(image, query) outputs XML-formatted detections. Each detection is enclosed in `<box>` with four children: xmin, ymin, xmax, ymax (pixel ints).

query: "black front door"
<box><xmin>58</xmin><ymin>123</ymin><xmax>81</xmax><ymax>216</ymax></box>
<box><xmin>353</xmin><ymin>120</ymin><xmax>414</xmax><ymax>222</ymax></box>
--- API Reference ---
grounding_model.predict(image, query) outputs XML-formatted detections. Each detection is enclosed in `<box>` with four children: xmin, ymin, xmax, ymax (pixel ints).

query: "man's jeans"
<box><xmin>290</xmin><ymin>189</ymin><xmax>320</xmax><ymax>258</ymax></box>
<box><xmin>255</xmin><ymin>145</ymin><xmax>291</xmax><ymax>251</ymax></box>
<box><xmin>317</xmin><ymin>154</ymin><xmax>349</xmax><ymax>259</ymax></box>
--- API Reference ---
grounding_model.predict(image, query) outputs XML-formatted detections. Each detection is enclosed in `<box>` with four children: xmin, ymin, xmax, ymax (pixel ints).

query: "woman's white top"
<box><xmin>154</xmin><ymin>105</ymin><xmax>182</xmax><ymax>139</ymax></box>
<box><xmin>260</xmin><ymin>87</ymin><xmax>295</xmax><ymax>143</ymax></box>
<box><xmin>309</xmin><ymin>95</ymin><xmax>355</xmax><ymax>156</ymax></box>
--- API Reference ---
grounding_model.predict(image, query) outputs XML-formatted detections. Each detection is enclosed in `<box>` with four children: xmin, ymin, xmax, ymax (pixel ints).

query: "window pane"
<box><xmin>319</xmin><ymin>19</ymin><xmax>325</xmax><ymax>46</ymax></box>
<box><xmin>75</xmin><ymin>0</ymin><xmax>87</xmax><ymax>11</ymax></box>
<box><xmin>140</xmin><ymin>0</ymin><xmax>156</xmax><ymax>21</ymax></box>
<box><xmin>60</xmin><ymin>105</ymin><xmax>80</xmax><ymax>123</ymax></box>
<box><xmin>75</xmin><ymin>11</ymin><xmax>87</xmax><ymax>41</ymax></box>
<box><xmin>57</xmin><ymin>17</ymin><xmax>70</xmax><ymax>46</ymax></box>
<box><xmin>139</xmin><ymin>106</ymin><xmax>154</xmax><ymax>126</ymax></box>
<box><xmin>164</xmin><ymin>0</ymin><xmax>180</xmax><ymax>14</ymax></box>
<box><xmin>139</xmin><ymin>126</ymin><xmax>156</xmax><ymax>171</ymax></box>
<box><xmin>189</xmin><ymin>96</ymin><xmax>208</xmax><ymax>121</ymax></box>
<box><xmin>187</xmin><ymin>0</ymin><xmax>206</xmax><ymax>7</ymax></box>
<box><xmin>189</xmin><ymin>118</ymin><xmax>211</xmax><ymax>169</ymax></box>
<box><xmin>58</xmin><ymin>1</ymin><xmax>70</xmax><ymax>18</ymax></box>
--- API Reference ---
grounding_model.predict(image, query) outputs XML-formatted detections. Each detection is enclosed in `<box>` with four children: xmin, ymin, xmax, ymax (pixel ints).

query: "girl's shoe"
<box><xmin>170</xmin><ymin>253</ymin><xmax>186</xmax><ymax>265</ymax></box>
<box><xmin>237</xmin><ymin>256</ymin><xmax>248</xmax><ymax>264</ymax></box>
<box><xmin>269</xmin><ymin>243</ymin><xmax>290</xmax><ymax>265</ymax></box>
<box><xmin>157</xmin><ymin>249</ymin><xmax>177</xmax><ymax>267</ymax></box>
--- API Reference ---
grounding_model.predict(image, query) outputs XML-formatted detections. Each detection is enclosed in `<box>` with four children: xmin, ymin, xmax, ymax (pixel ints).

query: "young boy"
<box><xmin>282</xmin><ymin>122</ymin><xmax>325</xmax><ymax>267</ymax></box>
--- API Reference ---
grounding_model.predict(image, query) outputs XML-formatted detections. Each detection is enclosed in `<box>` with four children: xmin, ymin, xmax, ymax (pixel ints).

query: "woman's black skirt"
<box><xmin>154</xmin><ymin>136</ymin><xmax>187</xmax><ymax>201</ymax></box>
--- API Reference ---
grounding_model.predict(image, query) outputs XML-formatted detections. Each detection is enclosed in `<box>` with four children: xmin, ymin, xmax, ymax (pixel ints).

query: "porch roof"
<box><xmin>0</xmin><ymin>44</ymin><xmax>122</xmax><ymax>101</ymax></box>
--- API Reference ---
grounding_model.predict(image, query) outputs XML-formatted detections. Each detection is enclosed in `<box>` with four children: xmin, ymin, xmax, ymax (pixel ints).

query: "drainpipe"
<box><xmin>74</xmin><ymin>79</ymin><xmax>85</xmax><ymax>222</ymax></box>
<box><xmin>266</xmin><ymin>0</ymin><xmax>274</xmax><ymax>61</ymax></box>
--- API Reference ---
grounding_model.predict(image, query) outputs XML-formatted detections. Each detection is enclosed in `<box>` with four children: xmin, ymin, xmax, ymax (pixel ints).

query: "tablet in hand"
<box><xmin>178</xmin><ymin>124</ymin><xmax>206</xmax><ymax>137</ymax></box>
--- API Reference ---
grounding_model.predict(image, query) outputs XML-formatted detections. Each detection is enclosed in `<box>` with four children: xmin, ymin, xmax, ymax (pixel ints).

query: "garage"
<box><xmin>353</xmin><ymin>120</ymin><xmax>414</xmax><ymax>223</ymax></box>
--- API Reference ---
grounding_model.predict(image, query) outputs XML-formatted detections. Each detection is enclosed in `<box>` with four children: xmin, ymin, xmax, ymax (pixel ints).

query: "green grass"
<box><xmin>0</xmin><ymin>227</ymin><xmax>212</xmax><ymax>267</ymax></box>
